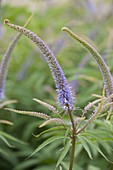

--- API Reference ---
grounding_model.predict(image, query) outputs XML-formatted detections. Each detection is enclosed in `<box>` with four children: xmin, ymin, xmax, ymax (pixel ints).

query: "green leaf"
<box><xmin>63</xmin><ymin>126</ymin><xmax>71</xmax><ymax>145</ymax></box>
<box><xmin>34</xmin><ymin>126</ymin><xmax>65</xmax><ymax>138</ymax></box>
<box><xmin>88</xmin><ymin>165</ymin><xmax>100</xmax><ymax>170</ymax></box>
<box><xmin>61</xmin><ymin>162</ymin><xmax>83</xmax><ymax>170</ymax></box>
<box><xmin>56</xmin><ymin>139</ymin><xmax>71</xmax><ymax>167</ymax></box>
<box><xmin>0</xmin><ymin>148</ymin><xmax>8</xmax><ymax>156</ymax></box>
<box><xmin>77</xmin><ymin>135</ymin><xmax>93</xmax><ymax>159</ymax></box>
<box><xmin>85</xmin><ymin>129</ymin><xmax>113</xmax><ymax>140</ymax></box>
<box><xmin>92</xmin><ymin>142</ymin><xmax>113</xmax><ymax>162</ymax></box>
<box><xmin>0</xmin><ymin>131</ymin><xmax>27</xmax><ymax>145</ymax></box>
<box><xmin>14</xmin><ymin>159</ymin><xmax>38</xmax><ymax>170</ymax></box>
<box><xmin>81</xmin><ymin>136</ymin><xmax>113</xmax><ymax>163</ymax></box>
<box><xmin>74</xmin><ymin>144</ymin><xmax>83</xmax><ymax>159</ymax></box>
<box><xmin>81</xmin><ymin>131</ymin><xmax>113</xmax><ymax>157</ymax></box>
<box><xmin>29</xmin><ymin>135</ymin><xmax>66</xmax><ymax>158</ymax></box>
<box><xmin>0</xmin><ymin>135</ymin><xmax>14</xmax><ymax>148</ymax></box>
<box><xmin>82</xmin><ymin>131</ymin><xmax>113</xmax><ymax>142</ymax></box>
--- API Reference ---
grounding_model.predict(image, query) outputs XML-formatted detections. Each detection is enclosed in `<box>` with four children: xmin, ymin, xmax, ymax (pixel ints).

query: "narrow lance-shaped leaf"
<box><xmin>0</xmin><ymin>135</ymin><xmax>14</xmax><ymax>148</ymax></box>
<box><xmin>34</xmin><ymin>126</ymin><xmax>65</xmax><ymax>138</ymax></box>
<box><xmin>28</xmin><ymin>135</ymin><xmax>66</xmax><ymax>158</ymax></box>
<box><xmin>0</xmin><ymin>148</ymin><xmax>8</xmax><ymax>156</ymax></box>
<box><xmin>77</xmin><ymin>135</ymin><xmax>93</xmax><ymax>159</ymax></box>
<box><xmin>62</xmin><ymin>27</ymin><xmax>113</xmax><ymax>97</ymax></box>
<box><xmin>56</xmin><ymin>140</ymin><xmax>71</xmax><ymax>167</ymax></box>
<box><xmin>0</xmin><ymin>131</ymin><xmax>27</xmax><ymax>145</ymax></box>
<box><xmin>4</xmin><ymin>20</ymin><xmax>74</xmax><ymax>111</ymax></box>
<box><xmin>0</xmin><ymin>14</ymin><xmax>33</xmax><ymax>100</ymax></box>
<box><xmin>83</xmin><ymin>136</ymin><xmax>113</xmax><ymax>163</ymax></box>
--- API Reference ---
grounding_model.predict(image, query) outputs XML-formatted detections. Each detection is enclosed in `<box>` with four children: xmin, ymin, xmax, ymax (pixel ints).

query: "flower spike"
<box><xmin>62</xmin><ymin>27</ymin><xmax>113</xmax><ymax>97</ymax></box>
<box><xmin>4</xmin><ymin>20</ymin><xmax>74</xmax><ymax>111</ymax></box>
<box><xmin>33</xmin><ymin>98</ymin><xmax>57</xmax><ymax>112</ymax></box>
<box><xmin>0</xmin><ymin>15</ymin><xmax>33</xmax><ymax>100</ymax></box>
<box><xmin>5</xmin><ymin>108</ymin><xmax>51</xmax><ymax>120</ymax></box>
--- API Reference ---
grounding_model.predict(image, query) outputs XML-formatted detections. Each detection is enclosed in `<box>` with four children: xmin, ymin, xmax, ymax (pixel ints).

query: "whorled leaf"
<box><xmin>78</xmin><ymin>134</ymin><xmax>113</xmax><ymax>163</ymax></box>
<box><xmin>56</xmin><ymin>140</ymin><xmax>71</xmax><ymax>167</ymax></box>
<box><xmin>89</xmin><ymin>140</ymin><xmax>113</xmax><ymax>163</ymax></box>
<box><xmin>28</xmin><ymin>135</ymin><xmax>67</xmax><ymax>158</ymax></box>
<box><xmin>0</xmin><ymin>135</ymin><xmax>14</xmax><ymax>148</ymax></box>
<box><xmin>33</xmin><ymin>126</ymin><xmax>65</xmax><ymax>138</ymax></box>
<box><xmin>77</xmin><ymin>135</ymin><xmax>93</xmax><ymax>159</ymax></box>
<box><xmin>82</xmin><ymin>130</ymin><xmax>113</xmax><ymax>143</ymax></box>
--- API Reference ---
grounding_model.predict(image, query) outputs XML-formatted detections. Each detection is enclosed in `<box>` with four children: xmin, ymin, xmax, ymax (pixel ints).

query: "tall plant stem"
<box><xmin>68</xmin><ymin>108</ymin><xmax>76</xmax><ymax>170</ymax></box>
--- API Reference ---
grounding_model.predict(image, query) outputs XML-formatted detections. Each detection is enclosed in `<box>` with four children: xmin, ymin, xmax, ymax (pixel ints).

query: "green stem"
<box><xmin>68</xmin><ymin>108</ymin><xmax>76</xmax><ymax>170</ymax></box>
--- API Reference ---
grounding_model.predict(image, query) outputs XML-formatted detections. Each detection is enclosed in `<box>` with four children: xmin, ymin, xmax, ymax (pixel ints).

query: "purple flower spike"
<box><xmin>4</xmin><ymin>20</ymin><xmax>74</xmax><ymax>111</ymax></box>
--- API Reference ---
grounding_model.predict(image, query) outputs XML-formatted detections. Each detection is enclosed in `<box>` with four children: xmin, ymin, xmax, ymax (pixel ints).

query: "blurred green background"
<box><xmin>0</xmin><ymin>0</ymin><xmax>113</xmax><ymax>169</ymax></box>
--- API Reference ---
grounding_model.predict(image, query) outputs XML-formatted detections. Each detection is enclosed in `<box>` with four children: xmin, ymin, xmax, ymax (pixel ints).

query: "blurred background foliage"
<box><xmin>0</xmin><ymin>0</ymin><xmax>113</xmax><ymax>169</ymax></box>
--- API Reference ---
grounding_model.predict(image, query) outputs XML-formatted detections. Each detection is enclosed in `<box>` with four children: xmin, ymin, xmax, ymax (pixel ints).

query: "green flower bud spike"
<box><xmin>62</xmin><ymin>27</ymin><xmax>113</xmax><ymax>97</ymax></box>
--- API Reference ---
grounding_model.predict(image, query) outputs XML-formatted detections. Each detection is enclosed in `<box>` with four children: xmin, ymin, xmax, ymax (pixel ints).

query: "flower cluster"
<box><xmin>4</xmin><ymin>20</ymin><xmax>74</xmax><ymax>111</ymax></box>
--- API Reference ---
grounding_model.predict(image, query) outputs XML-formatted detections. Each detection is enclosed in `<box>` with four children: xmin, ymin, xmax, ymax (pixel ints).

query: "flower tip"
<box><xmin>4</xmin><ymin>19</ymin><xmax>10</xmax><ymax>25</ymax></box>
<box><xmin>4</xmin><ymin>108</ymin><xmax>8</xmax><ymax>110</ymax></box>
<box><xmin>62</xmin><ymin>27</ymin><xmax>68</xmax><ymax>31</ymax></box>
